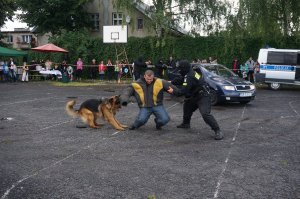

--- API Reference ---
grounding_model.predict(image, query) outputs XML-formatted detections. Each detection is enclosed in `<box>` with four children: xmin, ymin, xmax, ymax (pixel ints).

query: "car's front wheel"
<box><xmin>210</xmin><ymin>90</ymin><xmax>219</xmax><ymax>106</ymax></box>
<box><xmin>269</xmin><ymin>82</ymin><xmax>281</xmax><ymax>90</ymax></box>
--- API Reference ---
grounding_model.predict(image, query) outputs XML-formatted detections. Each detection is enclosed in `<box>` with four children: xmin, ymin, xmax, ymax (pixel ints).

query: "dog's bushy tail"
<box><xmin>66</xmin><ymin>100</ymin><xmax>79</xmax><ymax>118</ymax></box>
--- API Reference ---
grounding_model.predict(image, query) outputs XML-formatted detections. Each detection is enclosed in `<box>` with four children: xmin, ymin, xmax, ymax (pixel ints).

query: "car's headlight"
<box><xmin>250</xmin><ymin>85</ymin><xmax>256</xmax><ymax>90</ymax></box>
<box><xmin>223</xmin><ymin>85</ymin><xmax>235</xmax><ymax>91</ymax></box>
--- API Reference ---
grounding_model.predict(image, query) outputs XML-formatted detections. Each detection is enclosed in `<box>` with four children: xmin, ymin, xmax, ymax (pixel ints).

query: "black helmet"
<box><xmin>178</xmin><ymin>60</ymin><xmax>191</xmax><ymax>76</ymax></box>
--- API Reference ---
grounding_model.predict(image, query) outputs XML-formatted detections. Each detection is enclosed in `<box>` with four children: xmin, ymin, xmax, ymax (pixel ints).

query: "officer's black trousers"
<box><xmin>182</xmin><ymin>95</ymin><xmax>220</xmax><ymax>131</ymax></box>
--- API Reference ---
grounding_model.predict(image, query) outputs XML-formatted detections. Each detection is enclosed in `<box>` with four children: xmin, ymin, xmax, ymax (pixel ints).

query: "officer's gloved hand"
<box><xmin>121</xmin><ymin>99</ymin><xmax>128</xmax><ymax>106</ymax></box>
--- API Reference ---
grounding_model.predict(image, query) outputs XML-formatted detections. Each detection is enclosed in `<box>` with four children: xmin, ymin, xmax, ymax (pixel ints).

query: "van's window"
<box><xmin>267</xmin><ymin>52</ymin><xmax>297</xmax><ymax>65</ymax></box>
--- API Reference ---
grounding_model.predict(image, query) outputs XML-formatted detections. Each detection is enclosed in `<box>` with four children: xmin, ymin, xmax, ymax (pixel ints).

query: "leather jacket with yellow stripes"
<box><xmin>120</xmin><ymin>77</ymin><xmax>173</xmax><ymax>108</ymax></box>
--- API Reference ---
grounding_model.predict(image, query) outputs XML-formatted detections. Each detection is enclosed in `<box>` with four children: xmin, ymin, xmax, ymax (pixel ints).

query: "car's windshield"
<box><xmin>203</xmin><ymin>65</ymin><xmax>237</xmax><ymax>78</ymax></box>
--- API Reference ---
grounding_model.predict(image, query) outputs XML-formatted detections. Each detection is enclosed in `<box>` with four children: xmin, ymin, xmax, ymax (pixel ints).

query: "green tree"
<box><xmin>16</xmin><ymin>0</ymin><xmax>93</xmax><ymax>34</ymax></box>
<box><xmin>231</xmin><ymin>0</ymin><xmax>300</xmax><ymax>38</ymax></box>
<box><xmin>113</xmin><ymin>0</ymin><xmax>229</xmax><ymax>37</ymax></box>
<box><xmin>0</xmin><ymin>0</ymin><xmax>17</xmax><ymax>27</ymax></box>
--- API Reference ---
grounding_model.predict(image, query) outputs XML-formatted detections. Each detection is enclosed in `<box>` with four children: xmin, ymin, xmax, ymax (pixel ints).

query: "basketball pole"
<box><xmin>113</xmin><ymin>42</ymin><xmax>132</xmax><ymax>80</ymax></box>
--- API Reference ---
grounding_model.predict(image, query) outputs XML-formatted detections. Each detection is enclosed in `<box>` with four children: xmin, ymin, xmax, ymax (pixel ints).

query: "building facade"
<box><xmin>1</xmin><ymin>28</ymin><xmax>37</xmax><ymax>50</ymax></box>
<box><xmin>84</xmin><ymin>0</ymin><xmax>157</xmax><ymax>38</ymax></box>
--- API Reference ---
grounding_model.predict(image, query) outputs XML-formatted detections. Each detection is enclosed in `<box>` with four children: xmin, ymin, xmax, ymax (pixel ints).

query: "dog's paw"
<box><xmin>116</xmin><ymin>127</ymin><xmax>125</xmax><ymax>131</ymax></box>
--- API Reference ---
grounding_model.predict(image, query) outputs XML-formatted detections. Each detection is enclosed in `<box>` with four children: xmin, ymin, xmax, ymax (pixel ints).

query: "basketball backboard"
<box><xmin>103</xmin><ymin>25</ymin><xmax>128</xmax><ymax>43</ymax></box>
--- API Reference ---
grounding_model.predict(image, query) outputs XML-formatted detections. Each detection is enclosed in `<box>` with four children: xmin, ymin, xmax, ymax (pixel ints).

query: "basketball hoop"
<box><xmin>103</xmin><ymin>26</ymin><xmax>127</xmax><ymax>43</ymax></box>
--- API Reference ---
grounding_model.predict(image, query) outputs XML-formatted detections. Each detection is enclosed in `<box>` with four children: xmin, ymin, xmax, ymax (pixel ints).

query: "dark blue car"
<box><xmin>168</xmin><ymin>63</ymin><xmax>256</xmax><ymax>105</ymax></box>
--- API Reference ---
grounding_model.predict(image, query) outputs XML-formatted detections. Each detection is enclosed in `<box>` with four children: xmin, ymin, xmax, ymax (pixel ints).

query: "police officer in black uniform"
<box><xmin>171</xmin><ymin>60</ymin><xmax>224</xmax><ymax>140</ymax></box>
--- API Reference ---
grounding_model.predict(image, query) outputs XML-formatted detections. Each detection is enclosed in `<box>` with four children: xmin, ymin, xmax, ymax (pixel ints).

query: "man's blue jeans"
<box><xmin>132</xmin><ymin>105</ymin><xmax>170</xmax><ymax>129</ymax></box>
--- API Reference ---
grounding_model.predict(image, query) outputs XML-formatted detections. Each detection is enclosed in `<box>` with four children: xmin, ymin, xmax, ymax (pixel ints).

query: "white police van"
<box><xmin>255</xmin><ymin>48</ymin><xmax>300</xmax><ymax>90</ymax></box>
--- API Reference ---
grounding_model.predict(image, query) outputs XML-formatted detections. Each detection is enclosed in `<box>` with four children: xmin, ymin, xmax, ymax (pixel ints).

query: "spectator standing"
<box><xmin>0</xmin><ymin>61</ymin><xmax>3</xmax><ymax>81</ymax></box>
<box><xmin>106</xmin><ymin>59</ymin><xmax>114</xmax><ymax>81</ymax></box>
<box><xmin>98</xmin><ymin>61</ymin><xmax>106</xmax><ymax>81</ymax></box>
<box><xmin>45</xmin><ymin>59</ymin><xmax>52</xmax><ymax>70</ymax></box>
<box><xmin>245</xmin><ymin>57</ymin><xmax>255</xmax><ymax>83</ymax></box>
<box><xmin>61</xmin><ymin>62</ymin><xmax>68</xmax><ymax>73</ymax></box>
<box><xmin>76</xmin><ymin>58</ymin><xmax>83</xmax><ymax>81</ymax></box>
<box><xmin>133</xmin><ymin>56</ymin><xmax>147</xmax><ymax>80</ymax></box>
<box><xmin>29</xmin><ymin>59</ymin><xmax>37</xmax><ymax>71</ymax></box>
<box><xmin>167</xmin><ymin>56</ymin><xmax>176</xmax><ymax>69</ymax></box>
<box><xmin>90</xmin><ymin>58</ymin><xmax>98</xmax><ymax>80</ymax></box>
<box><xmin>115</xmin><ymin>61</ymin><xmax>123</xmax><ymax>84</ymax></box>
<box><xmin>254</xmin><ymin>60</ymin><xmax>260</xmax><ymax>82</ymax></box>
<box><xmin>21</xmin><ymin>62</ymin><xmax>29</xmax><ymax>82</ymax></box>
<box><xmin>2</xmin><ymin>61</ymin><xmax>9</xmax><ymax>82</ymax></box>
<box><xmin>240</xmin><ymin>63</ymin><xmax>248</xmax><ymax>80</ymax></box>
<box><xmin>67</xmin><ymin>65</ymin><xmax>74</xmax><ymax>81</ymax></box>
<box><xmin>8</xmin><ymin>57</ymin><xmax>17</xmax><ymax>82</ymax></box>
<box><xmin>232</xmin><ymin>58</ymin><xmax>240</xmax><ymax>76</ymax></box>
<box><xmin>155</xmin><ymin>58</ymin><xmax>165</xmax><ymax>78</ymax></box>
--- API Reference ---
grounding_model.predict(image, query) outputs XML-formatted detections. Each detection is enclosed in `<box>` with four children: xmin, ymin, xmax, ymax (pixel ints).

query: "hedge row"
<box><xmin>28</xmin><ymin>30</ymin><xmax>300</xmax><ymax>70</ymax></box>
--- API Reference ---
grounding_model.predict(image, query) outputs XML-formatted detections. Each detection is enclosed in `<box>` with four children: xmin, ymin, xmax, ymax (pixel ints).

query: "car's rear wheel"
<box><xmin>210</xmin><ymin>90</ymin><xmax>219</xmax><ymax>106</ymax></box>
<box><xmin>269</xmin><ymin>82</ymin><xmax>281</xmax><ymax>90</ymax></box>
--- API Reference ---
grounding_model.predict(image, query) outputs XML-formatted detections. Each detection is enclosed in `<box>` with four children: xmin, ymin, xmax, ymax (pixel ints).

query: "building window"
<box><xmin>137</xmin><ymin>18</ymin><xmax>144</xmax><ymax>30</ymax></box>
<box><xmin>6</xmin><ymin>35</ymin><xmax>13</xmax><ymax>43</ymax></box>
<box><xmin>112</xmin><ymin>12</ymin><xmax>123</xmax><ymax>25</ymax></box>
<box><xmin>90</xmin><ymin>13</ymin><xmax>100</xmax><ymax>31</ymax></box>
<box><xmin>22</xmin><ymin>35</ymin><xmax>32</xmax><ymax>43</ymax></box>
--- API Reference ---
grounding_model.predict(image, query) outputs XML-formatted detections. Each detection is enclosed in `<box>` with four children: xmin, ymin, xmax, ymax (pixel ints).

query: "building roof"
<box><xmin>1</xmin><ymin>28</ymin><xmax>31</xmax><ymax>33</ymax></box>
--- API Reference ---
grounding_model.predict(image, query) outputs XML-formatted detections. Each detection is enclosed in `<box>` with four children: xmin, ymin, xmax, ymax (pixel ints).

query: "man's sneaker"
<box><xmin>154</xmin><ymin>118</ymin><xmax>162</xmax><ymax>130</ymax></box>
<box><xmin>156</xmin><ymin>124</ymin><xmax>162</xmax><ymax>130</ymax></box>
<box><xmin>129</xmin><ymin>125</ymin><xmax>136</xmax><ymax>130</ymax></box>
<box><xmin>176</xmin><ymin>123</ymin><xmax>190</xmax><ymax>129</ymax></box>
<box><xmin>214</xmin><ymin>130</ymin><xmax>224</xmax><ymax>140</ymax></box>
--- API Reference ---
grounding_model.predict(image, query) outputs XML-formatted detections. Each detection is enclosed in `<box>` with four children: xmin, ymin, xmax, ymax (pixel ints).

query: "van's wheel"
<box><xmin>210</xmin><ymin>90</ymin><xmax>219</xmax><ymax>106</ymax></box>
<box><xmin>269</xmin><ymin>83</ymin><xmax>281</xmax><ymax>90</ymax></box>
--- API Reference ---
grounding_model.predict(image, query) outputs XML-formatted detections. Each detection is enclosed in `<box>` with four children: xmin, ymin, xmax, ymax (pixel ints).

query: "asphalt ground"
<box><xmin>0</xmin><ymin>82</ymin><xmax>299</xmax><ymax>199</ymax></box>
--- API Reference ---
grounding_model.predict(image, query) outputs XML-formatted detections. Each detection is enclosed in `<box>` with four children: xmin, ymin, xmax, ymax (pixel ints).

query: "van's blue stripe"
<box><xmin>260</xmin><ymin>64</ymin><xmax>295</xmax><ymax>71</ymax></box>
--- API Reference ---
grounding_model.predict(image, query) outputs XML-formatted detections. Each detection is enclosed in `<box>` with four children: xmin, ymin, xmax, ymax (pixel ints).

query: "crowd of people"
<box><xmin>0</xmin><ymin>55</ymin><xmax>258</xmax><ymax>84</ymax></box>
<box><xmin>232</xmin><ymin>57</ymin><xmax>259</xmax><ymax>83</ymax></box>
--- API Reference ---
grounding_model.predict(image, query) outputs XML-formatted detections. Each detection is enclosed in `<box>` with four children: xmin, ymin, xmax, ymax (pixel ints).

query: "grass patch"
<box><xmin>50</xmin><ymin>80</ymin><xmax>132</xmax><ymax>87</ymax></box>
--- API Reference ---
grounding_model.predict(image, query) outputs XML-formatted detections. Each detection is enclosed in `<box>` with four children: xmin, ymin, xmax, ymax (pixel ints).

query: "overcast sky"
<box><xmin>1</xmin><ymin>10</ymin><xmax>28</xmax><ymax>31</ymax></box>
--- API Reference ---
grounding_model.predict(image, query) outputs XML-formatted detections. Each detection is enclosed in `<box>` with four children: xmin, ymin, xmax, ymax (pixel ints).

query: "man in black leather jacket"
<box><xmin>170</xmin><ymin>60</ymin><xmax>224</xmax><ymax>140</ymax></box>
<box><xmin>120</xmin><ymin>70</ymin><xmax>174</xmax><ymax>130</ymax></box>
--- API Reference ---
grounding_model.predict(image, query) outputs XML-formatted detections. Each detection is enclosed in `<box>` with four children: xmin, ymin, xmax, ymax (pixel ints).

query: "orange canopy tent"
<box><xmin>31</xmin><ymin>43</ymin><xmax>68</xmax><ymax>53</ymax></box>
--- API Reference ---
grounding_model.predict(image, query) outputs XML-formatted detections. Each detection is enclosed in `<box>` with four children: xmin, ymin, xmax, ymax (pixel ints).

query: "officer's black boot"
<box><xmin>214</xmin><ymin>130</ymin><xmax>224</xmax><ymax>140</ymax></box>
<box><xmin>177</xmin><ymin>123</ymin><xmax>190</xmax><ymax>129</ymax></box>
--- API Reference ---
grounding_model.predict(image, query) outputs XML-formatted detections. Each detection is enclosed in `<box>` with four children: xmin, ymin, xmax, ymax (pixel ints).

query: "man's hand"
<box><xmin>167</xmin><ymin>86</ymin><xmax>174</xmax><ymax>94</ymax></box>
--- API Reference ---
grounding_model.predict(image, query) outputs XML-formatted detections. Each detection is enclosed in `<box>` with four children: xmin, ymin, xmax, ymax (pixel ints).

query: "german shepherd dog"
<box><xmin>66</xmin><ymin>95</ymin><xmax>127</xmax><ymax>130</ymax></box>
